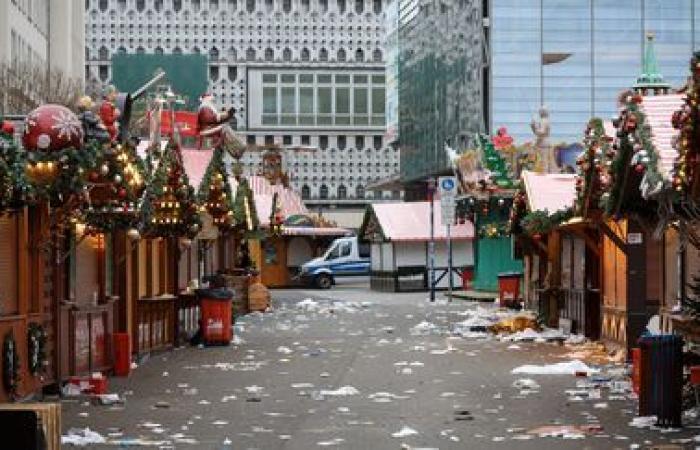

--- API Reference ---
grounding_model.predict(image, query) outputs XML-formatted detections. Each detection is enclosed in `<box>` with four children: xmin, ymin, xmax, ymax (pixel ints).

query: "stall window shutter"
<box><xmin>0</xmin><ymin>216</ymin><xmax>19</xmax><ymax>315</ymax></box>
<box><xmin>75</xmin><ymin>235</ymin><xmax>99</xmax><ymax>304</ymax></box>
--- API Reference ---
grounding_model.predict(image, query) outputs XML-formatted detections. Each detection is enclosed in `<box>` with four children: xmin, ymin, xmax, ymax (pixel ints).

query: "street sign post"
<box><xmin>438</xmin><ymin>177</ymin><xmax>457</xmax><ymax>301</ymax></box>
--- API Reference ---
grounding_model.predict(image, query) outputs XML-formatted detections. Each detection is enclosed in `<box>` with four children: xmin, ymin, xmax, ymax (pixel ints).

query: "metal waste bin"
<box><xmin>197</xmin><ymin>288</ymin><xmax>233</xmax><ymax>345</ymax></box>
<box><xmin>638</xmin><ymin>334</ymin><xmax>683</xmax><ymax>427</ymax></box>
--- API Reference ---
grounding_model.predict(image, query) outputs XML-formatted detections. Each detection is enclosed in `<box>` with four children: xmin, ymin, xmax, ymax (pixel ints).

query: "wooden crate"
<box><xmin>0</xmin><ymin>402</ymin><xmax>61</xmax><ymax>450</ymax></box>
<box><xmin>248</xmin><ymin>282</ymin><xmax>270</xmax><ymax>312</ymax></box>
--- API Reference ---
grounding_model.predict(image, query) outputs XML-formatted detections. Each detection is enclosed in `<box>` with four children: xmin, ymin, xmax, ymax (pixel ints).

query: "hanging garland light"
<box><xmin>601</xmin><ymin>91</ymin><xmax>662</xmax><ymax>218</ymax></box>
<box><xmin>198</xmin><ymin>147</ymin><xmax>236</xmax><ymax>229</ymax></box>
<box><xmin>83</xmin><ymin>141</ymin><xmax>146</xmax><ymax>231</ymax></box>
<box><xmin>672</xmin><ymin>51</ymin><xmax>700</xmax><ymax>198</ymax></box>
<box><xmin>575</xmin><ymin>118</ymin><xmax>613</xmax><ymax>217</ymax></box>
<box><xmin>22</xmin><ymin>104</ymin><xmax>98</xmax><ymax>205</ymax></box>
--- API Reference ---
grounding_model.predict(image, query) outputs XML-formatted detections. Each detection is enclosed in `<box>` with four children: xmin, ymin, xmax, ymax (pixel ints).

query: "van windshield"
<box><xmin>325</xmin><ymin>244</ymin><xmax>340</xmax><ymax>260</ymax></box>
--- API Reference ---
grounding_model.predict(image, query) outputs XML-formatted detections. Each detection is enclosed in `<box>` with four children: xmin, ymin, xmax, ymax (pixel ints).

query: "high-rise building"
<box><xmin>85</xmin><ymin>0</ymin><xmax>401</xmax><ymax>226</ymax></box>
<box><xmin>0</xmin><ymin>0</ymin><xmax>85</xmax><ymax>113</ymax></box>
<box><xmin>398</xmin><ymin>0</ymin><xmax>699</xmax><ymax>189</ymax></box>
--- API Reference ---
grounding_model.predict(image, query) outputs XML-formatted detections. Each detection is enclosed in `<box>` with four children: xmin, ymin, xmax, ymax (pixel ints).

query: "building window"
<box><xmin>264</xmin><ymin>47</ymin><xmax>274</xmax><ymax>61</ymax></box>
<box><xmin>320</xmin><ymin>0</ymin><xmax>328</xmax><ymax>12</ymax></box>
<box><xmin>319</xmin><ymin>184</ymin><xmax>329</xmax><ymax>199</ymax></box>
<box><xmin>355</xmin><ymin>48</ymin><xmax>364</xmax><ymax>62</ymax></box>
<box><xmin>301</xmin><ymin>185</ymin><xmax>310</xmax><ymax>199</ymax></box>
<box><xmin>301</xmin><ymin>48</ymin><xmax>310</xmax><ymax>62</ymax></box>
<box><xmin>283</xmin><ymin>135</ymin><xmax>292</xmax><ymax>145</ymax></box>
<box><xmin>283</xmin><ymin>48</ymin><xmax>292</xmax><ymax>62</ymax></box>
<box><xmin>210</xmin><ymin>66</ymin><xmax>219</xmax><ymax>81</ymax></box>
<box><xmin>246</xmin><ymin>47</ymin><xmax>256</xmax><ymax>61</ymax></box>
<box><xmin>337</xmin><ymin>0</ymin><xmax>346</xmax><ymax>13</ymax></box>
<box><xmin>338</xmin><ymin>184</ymin><xmax>347</xmax><ymax>199</ymax></box>
<box><xmin>337</xmin><ymin>135</ymin><xmax>346</xmax><ymax>150</ymax></box>
<box><xmin>372</xmin><ymin>48</ymin><xmax>382</xmax><ymax>62</ymax></box>
<box><xmin>319</xmin><ymin>48</ymin><xmax>328</xmax><ymax>62</ymax></box>
<box><xmin>283</xmin><ymin>0</ymin><xmax>291</xmax><ymax>12</ymax></box>
<box><xmin>99</xmin><ymin>0</ymin><xmax>108</xmax><ymax>11</ymax></box>
<box><xmin>356</xmin><ymin>185</ymin><xmax>365</xmax><ymax>198</ymax></box>
<box><xmin>373</xmin><ymin>0</ymin><xmax>381</xmax><ymax>13</ymax></box>
<box><xmin>320</xmin><ymin>135</ymin><xmax>328</xmax><ymax>150</ymax></box>
<box><xmin>228</xmin><ymin>66</ymin><xmax>237</xmax><ymax>81</ymax></box>
<box><xmin>301</xmin><ymin>0</ymin><xmax>309</xmax><ymax>12</ymax></box>
<box><xmin>246</xmin><ymin>0</ymin><xmax>255</xmax><ymax>12</ymax></box>
<box><xmin>265</xmin><ymin>135</ymin><xmax>274</xmax><ymax>146</ymax></box>
<box><xmin>247</xmin><ymin>135</ymin><xmax>256</xmax><ymax>145</ymax></box>
<box><xmin>355</xmin><ymin>0</ymin><xmax>363</xmax><ymax>13</ymax></box>
<box><xmin>373</xmin><ymin>135</ymin><xmax>382</xmax><ymax>150</ymax></box>
<box><xmin>209</xmin><ymin>46</ymin><xmax>219</xmax><ymax>61</ymax></box>
<box><xmin>173</xmin><ymin>47</ymin><xmax>183</xmax><ymax>55</ymax></box>
<box><xmin>98</xmin><ymin>46</ymin><xmax>109</xmax><ymax>60</ymax></box>
<box><xmin>337</xmin><ymin>48</ymin><xmax>346</xmax><ymax>62</ymax></box>
<box><xmin>355</xmin><ymin>136</ymin><xmax>364</xmax><ymax>149</ymax></box>
<box><xmin>155</xmin><ymin>46</ymin><xmax>164</xmax><ymax>55</ymax></box>
<box><xmin>228</xmin><ymin>46</ymin><xmax>237</xmax><ymax>60</ymax></box>
<box><xmin>301</xmin><ymin>135</ymin><xmax>310</xmax><ymax>146</ymax></box>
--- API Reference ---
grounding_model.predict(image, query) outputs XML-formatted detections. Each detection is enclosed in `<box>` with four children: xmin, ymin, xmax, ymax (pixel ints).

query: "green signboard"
<box><xmin>111</xmin><ymin>54</ymin><xmax>208</xmax><ymax>109</ymax></box>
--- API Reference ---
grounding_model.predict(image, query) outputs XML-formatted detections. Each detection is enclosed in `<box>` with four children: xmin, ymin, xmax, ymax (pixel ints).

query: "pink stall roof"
<box><xmin>640</xmin><ymin>94</ymin><xmax>684</xmax><ymax>181</ymax></box>
<box><xmin>370</xmin><ymin>202</ymin><xmax>474</xmax><ymax>242</ymax></box>
<box><xmin>181</xmin><ymin>148</ymin><xmax>214</xmax><ymax>189</ymax></box>
<box><xmin>227</xmin><ymin>175</ymin><xmax>309</xmax><ymax>227</ymax></box>
<box><xmin>283</xmin><ymin>227</ymin><xmax>352</xmax><ymax>237</ymax></box>
<box><xmin>521</xmin><ymin>170</ymin><xmax>576</xmax><ymax>213</ymax></box>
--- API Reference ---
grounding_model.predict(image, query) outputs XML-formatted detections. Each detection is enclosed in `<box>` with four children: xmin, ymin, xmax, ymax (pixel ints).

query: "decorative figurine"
<box><xmin>99</xmin><ymin>85</ymin><xmax>121</xmax><ymax>141</ymax></box>
<box><xmin>530</xmin><ymin>106</ymin><xmax>555</xmax><ymax>173</ymax></box>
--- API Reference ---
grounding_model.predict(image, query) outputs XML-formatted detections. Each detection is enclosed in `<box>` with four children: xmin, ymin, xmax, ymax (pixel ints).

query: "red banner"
<box><xmin>158</xmin><ymin>111</ymin><xmax>199</xmax><ymax>137</ymax></box>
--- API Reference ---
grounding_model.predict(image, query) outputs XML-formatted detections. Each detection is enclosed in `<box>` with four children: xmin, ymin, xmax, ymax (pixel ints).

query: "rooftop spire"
<box><xmin>633</xmin><ymin>32</ymin><xmax>671</xmax><ymax>95</ymax></box>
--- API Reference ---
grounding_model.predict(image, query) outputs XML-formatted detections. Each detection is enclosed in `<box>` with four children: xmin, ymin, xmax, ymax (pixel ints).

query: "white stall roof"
<box><xmin>521</xmin><ymin>170</ymin><xmax>576</xmax><ymax>213</ymax></box>
<box><xmin>368</xmin><ymin>201</ymin><xmax>474</xmax><ymax>242</ymax></box>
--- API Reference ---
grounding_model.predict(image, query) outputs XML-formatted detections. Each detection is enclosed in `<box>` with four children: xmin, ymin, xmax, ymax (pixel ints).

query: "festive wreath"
<box><xmin>27</xmin><ymin>323</ymin><xmax>46</xmax><ymax>376</ymax></box>
<box><xmin>3</xmin><ymin>331</ymin><xmax>20</xmax><ymax>395</ymax></box>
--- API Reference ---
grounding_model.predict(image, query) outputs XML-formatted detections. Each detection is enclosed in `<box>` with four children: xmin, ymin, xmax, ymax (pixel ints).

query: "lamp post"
<box><xmin>428</xmin><ymin>178</ymin><xmax>436</xmax><ymax>302</ymax></box>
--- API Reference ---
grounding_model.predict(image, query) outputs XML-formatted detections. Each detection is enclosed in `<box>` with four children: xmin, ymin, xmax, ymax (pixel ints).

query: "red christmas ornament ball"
<box><xmin>1</xmin><ymin>120</ymin><xmax>14</xmax><ymax>135</ymax></box>
<box><xmin>89</xmin><ymin>171</ymin><xmax>99</xmax><ymax>182</ymax></box>
<box><xmin>635</xmin><ymin>164</ymin><xmax>645</xmax><ymax>173</ymax></box>
<box><xmin>118</xmin><ymin>188</ymin><xmax>128</xmax><ymax>199</ymax></box>
<box><xmin>22</xmin><ymin>104</ymin><xmax>83</xmax><ymax>152</ymax></box>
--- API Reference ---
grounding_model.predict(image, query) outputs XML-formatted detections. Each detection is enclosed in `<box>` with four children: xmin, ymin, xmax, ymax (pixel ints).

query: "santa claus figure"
<box><xmin>99</xmin><ymin>85</ymin><xmax>121</xmax><ymax>141</ymax></box>
<box><xmin>198</xmin><ymin>93</ymin><xmax>235</xmax><ymax>145</ymax></box>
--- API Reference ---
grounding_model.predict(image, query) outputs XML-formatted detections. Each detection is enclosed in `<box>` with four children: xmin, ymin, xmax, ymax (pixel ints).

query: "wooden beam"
<box><xmin>599</xmin><ymin>221</ymin><xmax>628</xmax><ymax>254</ymax></box>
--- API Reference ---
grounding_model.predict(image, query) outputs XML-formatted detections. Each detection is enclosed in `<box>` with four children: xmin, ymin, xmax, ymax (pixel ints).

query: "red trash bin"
<box><xmin>631</xmin><ymin>347</ymin><xmax>641</xmax><ymax>395</ymax></box>
<box><xmin>113</xmin><ymin>332</ymin><xmax>131</xmax><ymax>377</ymax></box>
<box><xmin>461</xmin><ymin>267</ymin><xmax>474</xmax><ymax>290</ymax></box>
<box><xmin>497</xmin><ymin>272</ymin><xmax>521</xmax><ymax>308</ymax></box>
<box><xmin>198</xmin><ymin>289</ymin><xmax>233</xmax><ymax>345</ymax></box>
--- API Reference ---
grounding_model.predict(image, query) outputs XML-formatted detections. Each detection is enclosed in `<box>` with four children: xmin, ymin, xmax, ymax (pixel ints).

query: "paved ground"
<box><xmin>61</xmin><ymin>280</ymin><xmax>700</xmax><ymax>449</ymax></box>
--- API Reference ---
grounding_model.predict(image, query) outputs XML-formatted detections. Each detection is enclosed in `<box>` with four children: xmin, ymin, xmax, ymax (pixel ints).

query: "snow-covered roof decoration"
<box><xmin>522</xmin><ymin>170</ymin><xmax>577</xmax><ymax>213</ymax></box>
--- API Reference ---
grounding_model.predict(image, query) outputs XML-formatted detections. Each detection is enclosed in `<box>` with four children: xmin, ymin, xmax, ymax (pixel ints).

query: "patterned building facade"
<box><xmin>85</xmin><ymin>0</ymin><xmax>401</xmax><ymax>212</ymax></box>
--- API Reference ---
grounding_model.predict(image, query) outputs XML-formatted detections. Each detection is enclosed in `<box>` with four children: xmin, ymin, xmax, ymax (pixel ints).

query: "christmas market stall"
<box><xmin>597</xmin><ymin>77</ymin><xmax>682</xmax><ymax>348</ymax></box>
<box><xmin>131</xmin><ymin>137</ymin><xmax>201</xmax><ymax>355</ymax></box>
<box><xmin>453</xmin><ymin>131</ymin><xmax>523</xmax><ymax>293</ymax></box>
<box><xmin>0</xmin><ymin>118</ymin><xmax>53</xmax><ymax>401</ymax></box>
<box><xmin>359</xmin><ymin>201</ymin><xmax>474</xmax><ymax>292</ymax></box>
<box><xmin>246</xmin><ymin>174</ymin><xmax>351</xmax><ymax>288</ymax></box>
<box><xmin>509</xmin><ymin>171</ymin><xmax>586</xmax><ymax>332</ymax></box>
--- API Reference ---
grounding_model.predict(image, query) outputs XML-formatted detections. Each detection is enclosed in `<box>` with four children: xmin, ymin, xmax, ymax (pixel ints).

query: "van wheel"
<box><xmin>315</xmin><ymin>274</ymin><xmax>332</xmax><ymax>289</ymax></box>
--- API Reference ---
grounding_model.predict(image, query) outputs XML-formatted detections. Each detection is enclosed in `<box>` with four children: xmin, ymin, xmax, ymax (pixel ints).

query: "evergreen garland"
<box><xmin>83</xmin><ymin>141</ymin><xmax>146</xmax><ymax>232</ymax></box>
<box><xmin>2</xmin><ymin>331</ymin><xmax>20</xmax><ymax>396</ymax></box>
<box><xmin>27</xmin><ymin>323</ymin><xmax>46</xmax><ymax>376</ymax></box>
<box><xmin>672</xmin><ymin>50</ymin><xmax>700</xmax><ymax>201</ymax></box>
<box><xmin>575</xmin><ymin>118</ymin><xmax>613</xmax><ymax>217</ymax></box>
<box><xmin>197</xmin><ymin>147</ymin><xmax>236</xmax><ymax>229</ymax></box>
<box><xmin>477</xmin><ymin>134</ymin><xmax>517</xmax><ymax>190</ymax></box>
<box><xmin>0</xmin><ymin>122</ymin><xmax>34</xmax><ymax>211</ymax></box>
<box><xmin>683</xmin><ymin>273</ymin><xmax>700</xmax><ymax>319</ymax></box>
<box><xmin>232</xmin><ymin>177</ymin><xmax>259</xmax><ymax>235</ymax></box>
<box><xmin>141</xmin><ymin>139</ymin><xmax>202</xmax><ymax>238</ymax></box>
<box><xmin>520</xmin><ymin>208</ymin><xmax>574</xmax><ymax>237</ymax></box>
<box><xmin>601</xmin><ymin>92</ymin><xmax>662</xmax><ymax>219</ymax></box>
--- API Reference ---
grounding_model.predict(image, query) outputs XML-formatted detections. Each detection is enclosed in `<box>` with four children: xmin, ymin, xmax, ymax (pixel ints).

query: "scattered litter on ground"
<box><xmin>528</xmin><ymin>424</ymin><xmax>602</xmax><ymax>439</ymax></box>
<box><xmin>512</xmin><ymin>378</ymin><xmax>540</xmax><ymax>391</ymax></box>
<box><xmin>62</xmin><ymin>428</ymin><xmax>107</xmax><ymax>446</ymax></box>
<box><xmin>512</xmin><ymin>360</ymin><xmax>599</xmax><ymax>376</ymax></box>
<box><xmin>317</xmin><ymin>438</ymin><xmax>345</xmax><ymax>446</ymax></box>
<box><xmin>392</xmin><ymin>426</ymin><xmax>419</xmax><ymax>438</ymax></box>
<box><xmin>501</xmin><ymin>328</ymin><xmax>566</xmax><ymax>343</ymax></box>
<box><xmin>319</xmin><ymin>386</ymin><xmax>360</xmax><ymax>397</ymax></box>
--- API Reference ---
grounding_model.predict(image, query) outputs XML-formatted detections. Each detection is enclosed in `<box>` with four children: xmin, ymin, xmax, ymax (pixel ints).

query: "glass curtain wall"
<box><xmin>492</xmin><ymin>0</ymin><xmax>697</xmax><ymax>145</ymax></box>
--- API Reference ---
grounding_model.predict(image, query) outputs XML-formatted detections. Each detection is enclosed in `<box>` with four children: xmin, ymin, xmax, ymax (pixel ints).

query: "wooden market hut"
<box><xmin>359</xmin><ymin>201</ymin><xmax>474</xmax><ymax>292</ymax></box>
<box><xmin>597</xmin><ymin>89</ymin><xmax>683</xmax><ymax>349</ymax></box>
<box><xmin>244</xmin><ymin>175</ymin><xmax>351</xmax><ymax>287</ymax></box>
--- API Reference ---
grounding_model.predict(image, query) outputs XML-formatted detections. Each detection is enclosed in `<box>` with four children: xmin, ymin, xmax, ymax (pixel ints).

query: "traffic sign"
<box><xmin>438</xmin><ymin>176</ymin><xmax>457</xmax><ymax>225</ymax></box>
